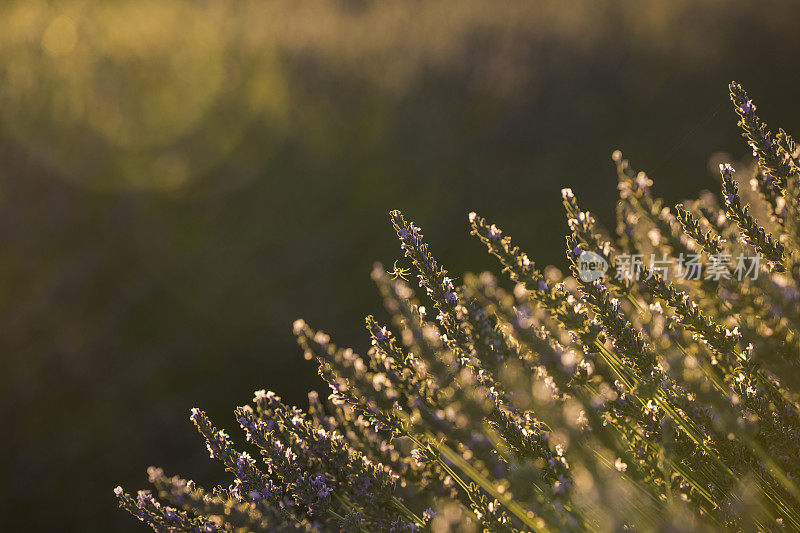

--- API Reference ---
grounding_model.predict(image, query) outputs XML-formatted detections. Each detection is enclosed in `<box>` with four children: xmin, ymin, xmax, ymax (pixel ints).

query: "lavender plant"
<box><xmin>116</xmin><ymin>83</ymin><xmax>800</xmax><ymax>532</ymax></box>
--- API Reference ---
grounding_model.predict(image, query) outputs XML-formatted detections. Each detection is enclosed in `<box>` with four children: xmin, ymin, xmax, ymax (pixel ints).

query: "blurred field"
<box><xmin>1</xmin><ymin>0</ymin><xmax>799</xmax><ymax>530</ymax></box>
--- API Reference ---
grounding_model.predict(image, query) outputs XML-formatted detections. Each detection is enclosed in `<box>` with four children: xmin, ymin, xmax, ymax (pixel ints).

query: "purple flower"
<box><xmin>261</xmin><ymin>480</ymin><xmax>280</xmax><ymax>501</ymax></box>
<box><xmin>237</xmin><ymin>452</ymin><xmax>254</xmax><ymax>470</ymax></box>
<box><xmin>136</xmin><ymin>490</ymin><xmax>153</xmax><ymax>507</ymax></box>
<box><xmin>237</xmin><ymin>415</ymin><xmax>255</xmax><ymax>433</ymax></box>
<box><xmin>206</xmin><ymin>442</ymin><xmax>220</xmax><ymax>458</ymax></box>
<box><xmin>390</xmin><ymin>518</ymin><xmax>417</xmax><ymax>532</ymax></box>
<box><xmin>309</xmin><ymin>473</ymin><xmax>332</xmax><ymax>499</ymax></box>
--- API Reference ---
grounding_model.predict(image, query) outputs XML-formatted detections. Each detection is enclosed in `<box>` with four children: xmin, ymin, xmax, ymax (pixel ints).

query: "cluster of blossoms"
<box><xmin>117</xmin><ymin>82</ymin><xmax>800</xmax><ymax>531</ymax></box>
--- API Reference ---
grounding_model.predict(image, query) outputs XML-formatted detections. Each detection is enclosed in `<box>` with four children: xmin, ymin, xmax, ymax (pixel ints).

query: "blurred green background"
<box><xmin>1</xmin><ymin>0</ymin><xmax>799</xmax><ymax>530</ymax></box>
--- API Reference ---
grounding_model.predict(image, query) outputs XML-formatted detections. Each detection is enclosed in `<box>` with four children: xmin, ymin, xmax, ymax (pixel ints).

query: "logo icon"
<box><xmin>577</xmin><ymin>251</ymin><xmax>608</xmax><ymax>282</ymax></box>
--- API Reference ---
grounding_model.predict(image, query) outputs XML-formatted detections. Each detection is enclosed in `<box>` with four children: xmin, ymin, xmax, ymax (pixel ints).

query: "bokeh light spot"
<box><xmin>41</xmin><ymin>16</ymin><xmax>77</xmax><ymax>57</ymax></box>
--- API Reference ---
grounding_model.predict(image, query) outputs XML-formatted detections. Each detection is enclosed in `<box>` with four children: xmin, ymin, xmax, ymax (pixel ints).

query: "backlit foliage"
<box><xmin>117</xmin><ymin>83</ymin><xmax>800</xmax><ymax>531</ymax></box>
